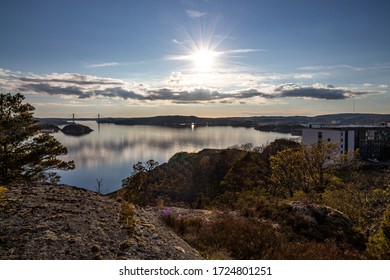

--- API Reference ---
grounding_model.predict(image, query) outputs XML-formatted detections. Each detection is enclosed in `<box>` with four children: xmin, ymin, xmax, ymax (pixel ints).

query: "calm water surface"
<box><xmin>54</xmin><ymin>121</ymin><xmax>291</xmax><ymax>193</ymax></box>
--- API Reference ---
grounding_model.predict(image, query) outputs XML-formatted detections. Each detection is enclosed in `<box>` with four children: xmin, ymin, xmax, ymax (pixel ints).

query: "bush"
<box><xmin>367</xmin><ymin>206</ymin><xmax>390</xmax><ymax>259</ymax></box>
<box><xmin>119</xmin><ymin>201</ymin><xmax>135</xmax><ymax>233</ymax></box>
<box><xmin>0</xmin><ymin>186</ymin><xmax>8</xmax><ymax>208</ymax></box>
<box><xmin>198</xmin><ymin>215</ymin><xmax>281</xmax><ymax>259</ymax></box>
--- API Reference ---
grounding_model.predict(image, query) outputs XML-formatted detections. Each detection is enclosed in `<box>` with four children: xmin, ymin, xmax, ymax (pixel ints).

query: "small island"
<box><xmin>61</xmin><ymin>123</ymin><xmax>93</xmax><ymax>136</ymax></box>
<box><xmin>40</xmin><ymin>123</ymin><xmax>61</xmax><ymax>133</ymax></box>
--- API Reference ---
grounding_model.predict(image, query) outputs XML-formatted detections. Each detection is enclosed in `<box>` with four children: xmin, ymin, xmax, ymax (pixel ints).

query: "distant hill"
<box><xmin>97</xmin><ymin>113</ymin><xmax>390</xmax><ymax>129</ymax></box>
<box><xmin>36</xmin><ymin>113</ymin><xmax>390</xmax><ymax>135</ymax></box>
<box><xmin>38</xmin><ymin>113</ymin><xmax>390</xmax><ymax>128</ymax></box>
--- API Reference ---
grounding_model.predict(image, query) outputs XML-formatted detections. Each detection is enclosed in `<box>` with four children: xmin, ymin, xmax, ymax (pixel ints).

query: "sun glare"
<box><xmin>191</xmin><ymin>49</ymin><xmax>218</xmax><ymax>71</ymax></box>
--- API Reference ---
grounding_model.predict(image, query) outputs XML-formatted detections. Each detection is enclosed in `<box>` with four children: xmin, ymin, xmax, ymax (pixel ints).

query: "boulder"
<box><xmin>286</xmin><ymin>200</ymin><xmax>366</xmax><ymax>247</ymax></box>
<box><xmin>288</xmin><ymin>201</ymin><xmax>353</xmax><ymax>229</ymax></box>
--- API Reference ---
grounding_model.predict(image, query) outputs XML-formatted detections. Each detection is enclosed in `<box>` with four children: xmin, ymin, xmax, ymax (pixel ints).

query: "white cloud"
<box><xmin>362</xmin><ymin>83</ymin><xmax>388</xmax><ymax>89</ymax></box>
<box><xmin>168</xmin><ymin>71</ymin><xmax>184</xmax><ymax>85</ymax></box>
<box><xmin>293</xmin><ymin>74</ymin><xmax>314</xmax><ymax>79</ymax></box>
<box><xmin>222</xmin><ymin>49</ymin><xmax>265</xmax><ymax>55</ymax></box>
<box><xmin>297</xmin><ymin>64</ymin><xmax>364</xmax><ymax>71</ymax></box>
<box><xmin>172</xmin><ymin>39</ymin><xmax>186</xmax><ymax>45</ymax></box>
<box><xmin>86</xmin><ymin>62</ymin><xmax>122</xmax><ymax>68</ymax></box>
<box><xmin>186</xmin><ymin>10</ymin><xmax>208</xmax><ymax>18</ymax></box>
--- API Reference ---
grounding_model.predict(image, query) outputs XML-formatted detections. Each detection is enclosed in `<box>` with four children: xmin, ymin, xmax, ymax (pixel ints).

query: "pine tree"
<box><xmin>0</xmin><ymin>93</ymin><xmax>75</xmax><ymax>184</ymax></box>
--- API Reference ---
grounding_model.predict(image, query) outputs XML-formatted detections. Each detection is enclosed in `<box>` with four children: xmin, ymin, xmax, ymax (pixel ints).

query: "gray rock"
<box><xmin>288</xmin><ymin>201</ymin><xmax>353</xmax><ymax>230</ymax></box>
<box><xmin>0</xmin><ymin>183</ymin><xmax>202</xmax><ymax>260</ymax></box>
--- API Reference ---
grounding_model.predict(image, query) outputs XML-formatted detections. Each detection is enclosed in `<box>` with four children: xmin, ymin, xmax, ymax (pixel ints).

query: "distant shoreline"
<box><xmin>37</xmin><ymin>113</ymin><xmax>390</xmax><ymax>134</ymax></box>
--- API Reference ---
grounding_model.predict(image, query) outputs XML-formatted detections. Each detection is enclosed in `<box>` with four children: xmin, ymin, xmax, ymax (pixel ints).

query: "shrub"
<box><xmin>197</xmin><ymin>215</ymin><xmax>281</xmax><ymax>259</ymax></box>
<box><xmin>367</xmin><ymin>206</ymin><xmax>390</xmax><ymax>259</ymax></box>
<box><xmin>119</xmin><ymin>201</ymin><xmax>135</xmax><ymax>233</ymax></box>
<box><xmin>0</xmin><ymin>186</ymin><xmax>8</xmax><ymax>208</ymax></box>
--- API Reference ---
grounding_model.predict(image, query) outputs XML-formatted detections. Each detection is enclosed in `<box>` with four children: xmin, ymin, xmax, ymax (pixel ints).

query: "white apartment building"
<box><xmin>301</xmin><ymin>126</ymin><xmax>390</xmax><ymax>161</ymax></box>
<box><xmin>301</xmin><ymin>128</ymin><xmax>355</xmax><ymax>156</ymax></box>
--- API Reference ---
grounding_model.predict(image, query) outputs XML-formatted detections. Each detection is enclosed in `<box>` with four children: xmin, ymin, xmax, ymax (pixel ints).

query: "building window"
<box><xmin>327</xmin><ymin>138</ymin><xmax>331</xmax><ymax>142</ymax></box>
<box><xmin>318</xmin><ymin>132</ymin><xmax>322</xmax><ymax>140</ymax></box>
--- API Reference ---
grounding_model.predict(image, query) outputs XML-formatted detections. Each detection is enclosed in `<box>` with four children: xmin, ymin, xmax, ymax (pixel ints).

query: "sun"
<box><xmin>190</xmin><ymin>49</ymin><xmax>219</xmax><ymax>71</ymax></box>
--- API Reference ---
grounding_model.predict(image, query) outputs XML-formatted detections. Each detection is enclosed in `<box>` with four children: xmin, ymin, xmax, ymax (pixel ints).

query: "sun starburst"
<box><xmin>190</xmin><ymin>49</ymin><xmax>219</xmax><ymax>71</ymax></box>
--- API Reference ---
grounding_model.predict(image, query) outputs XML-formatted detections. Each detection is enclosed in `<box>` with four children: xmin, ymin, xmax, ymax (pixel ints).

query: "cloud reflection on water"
<box><xmin>54</xmin><ymin>121</ymin><xmax>290</xmax><ymax>193</ymax></box>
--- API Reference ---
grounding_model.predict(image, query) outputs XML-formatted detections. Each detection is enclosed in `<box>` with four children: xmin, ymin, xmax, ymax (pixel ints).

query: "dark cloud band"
<box><xmin>0</xmin><ymin>68</ymin><xmax>378</xmax><ymax>104</ymax></box>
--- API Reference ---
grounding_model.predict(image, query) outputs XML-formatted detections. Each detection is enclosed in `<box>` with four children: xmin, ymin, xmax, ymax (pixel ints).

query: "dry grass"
<box><xmin>119</xmin><ymin>201</ymin><xmax>135</xmax><ymax>233</ymax></box>
<box><xmin>0</xmin><ymin>186</ymin><xmax>11</xmax><ymax>210</ymax></box>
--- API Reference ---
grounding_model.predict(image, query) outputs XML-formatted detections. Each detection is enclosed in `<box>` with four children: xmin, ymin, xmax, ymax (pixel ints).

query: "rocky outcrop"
<box><xmin>288</xmin><ymin>201</ymin><xmax>353</xmax><ymax>229</ymax></box>
<box><xmin>61</xmin><ymin>123</ymin><xmax>93</xmax><ymax>136</ymax></box>
<box><xmin>122</xmin><ymin>207</ymin><xmax>203</xmax><ymax>260</ymax></box>
<box><xmin>286</xmin><ymin>201</ymin><xmax>364</xmax><ymax>246</ymax></box>
<box><xmin>0</xmin><ymin>183</ymin><xmax>202</xmax><ymax>260</ymax></box>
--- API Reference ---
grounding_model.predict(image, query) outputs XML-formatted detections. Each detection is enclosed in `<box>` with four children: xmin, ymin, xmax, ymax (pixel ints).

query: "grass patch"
<box><xmin>119</xmin><ymin>201</ymin><xmax>135</xmax><ymax>233</ymax></box>
<box><xmin>0</xmin><ymin>186</ymin><xmax>9</xmax><ymax>209</ymax></box>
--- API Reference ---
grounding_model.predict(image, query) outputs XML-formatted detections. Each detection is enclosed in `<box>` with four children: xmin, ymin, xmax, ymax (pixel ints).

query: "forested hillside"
<box><xmin>115</xmin><ymin>139</ymin><xmax>390</xmax><ymax>259</ymax></box>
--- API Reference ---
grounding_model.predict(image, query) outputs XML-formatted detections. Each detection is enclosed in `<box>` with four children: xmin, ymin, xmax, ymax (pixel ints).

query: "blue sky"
<box><xmin>1</xmin><ymin>0</ymin><xmax>389</xmax><ymax>117</ymax></box>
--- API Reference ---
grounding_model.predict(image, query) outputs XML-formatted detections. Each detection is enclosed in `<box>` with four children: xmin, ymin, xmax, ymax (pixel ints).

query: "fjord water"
<box><xmin>54</xmin><ymin>121</ymin><xmax>291</xmax><ymax>194</ymax></box>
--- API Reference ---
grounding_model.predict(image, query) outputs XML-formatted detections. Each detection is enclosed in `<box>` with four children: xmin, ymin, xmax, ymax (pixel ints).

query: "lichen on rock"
<box><xmin>0</xmin><ymin>183</ymin><xmax>202</xmax><ymax>260</ymax></box>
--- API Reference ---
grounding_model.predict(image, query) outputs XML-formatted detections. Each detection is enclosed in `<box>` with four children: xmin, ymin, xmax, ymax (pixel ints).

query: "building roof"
<box><xmin>302</xmin><ymin>125</ymin><xmax>390</xmax><ymax>131</ymax></box>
